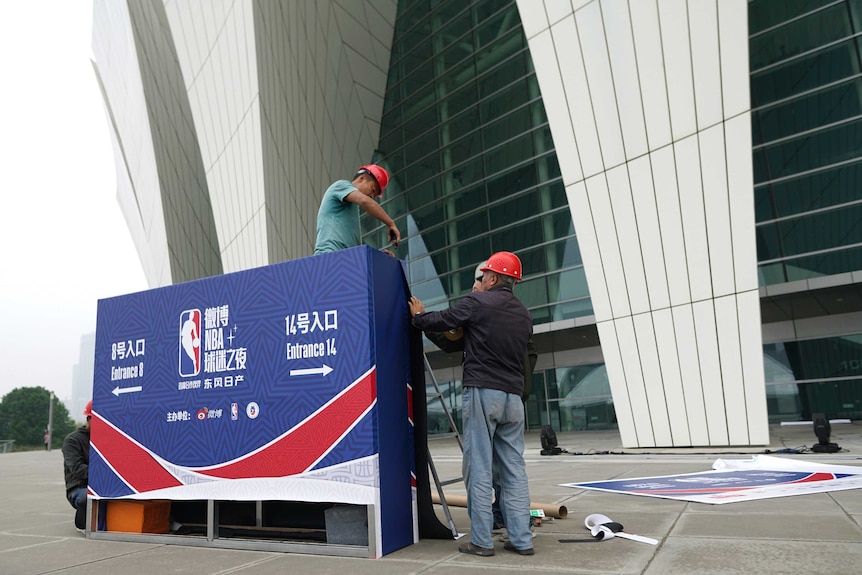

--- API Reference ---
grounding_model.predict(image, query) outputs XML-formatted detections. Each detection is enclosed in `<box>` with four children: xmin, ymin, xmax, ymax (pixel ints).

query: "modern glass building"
<box><xmin>92</xmin><ymin>0</ymin><xmax>862</xmax><ymax>448</ymax></box>
<box><xmin>752</xmin><ymin>0</ymin><xmax>862</xmax><ymax>425</ymax></box>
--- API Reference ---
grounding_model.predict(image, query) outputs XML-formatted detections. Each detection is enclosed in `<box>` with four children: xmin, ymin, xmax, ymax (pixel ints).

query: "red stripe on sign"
<box><xmin>196</xmin><ymin>369</ymin><xmax>377</xmax><ymax>479</ymax></box>
<box><xmin>90</xmin><ymin>414</ymin><xmax>183</xmax><ymax>492</ymax></box>
<box><xmin>790</xmin><ymin>472</ymin><xmax>837</xmax><ymax>484</ymax></box>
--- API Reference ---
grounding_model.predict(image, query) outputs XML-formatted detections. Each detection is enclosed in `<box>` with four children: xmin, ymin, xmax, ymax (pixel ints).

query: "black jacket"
<box><xmin>413</xmin><ymin>285</ymin><xmax>533</xmax><ymax>396</ymax></box>
<box><xmin>62</xmin><ymin>426</ymin><xmax>90</xmax><ymax>495</ymax></box>
<box><xmin>425</xmin><ymin>330</ymin><xmax>537</xmax><ymax>401</ymax></box>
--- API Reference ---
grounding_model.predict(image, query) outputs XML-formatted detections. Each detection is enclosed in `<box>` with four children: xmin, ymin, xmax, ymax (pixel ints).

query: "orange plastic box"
<box><xmin>105</xmin><ymin>500</ymin><xmax>171</xmax><ymax>534</ymax></box>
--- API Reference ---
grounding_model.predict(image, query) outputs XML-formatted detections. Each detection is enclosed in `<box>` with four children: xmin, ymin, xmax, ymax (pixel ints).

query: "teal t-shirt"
<box><xmin>314</xmin><ymin>180</ymin><xmax>360</xmax><ymax>254</ymax></box>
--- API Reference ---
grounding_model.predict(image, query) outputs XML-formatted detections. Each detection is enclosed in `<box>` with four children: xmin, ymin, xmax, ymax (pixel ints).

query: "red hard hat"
<box><xmin>481</xmin><ymin>251</ymin><xmax>522</xmax><ymax>280</ymax></box>
<box><xmin>83</xmin><ymin>400</ymin><xmax>93</xmax><ymax>417</ymax></box>
<box><xmin>358</xmin><ymin>164</ymin><xmax>389</xmax><ymax>197</ymax></box>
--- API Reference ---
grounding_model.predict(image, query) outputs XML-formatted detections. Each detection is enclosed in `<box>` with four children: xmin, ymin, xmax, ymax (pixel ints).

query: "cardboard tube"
<box><xmin>431</xmin><ymin>492</ymin><xmax>568</xmax><ymax>519</ymax></box>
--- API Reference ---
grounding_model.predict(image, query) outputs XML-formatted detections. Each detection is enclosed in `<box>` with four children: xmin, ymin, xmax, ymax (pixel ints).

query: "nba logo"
<box><xmin>231</xmin><ymin>403</ymin><xmax>238</xmax><ymax>420</ymax></box>
<box><xmin>179</xmin><ymin>309</ymin><xmax>202</xmax><ymax>377</ymax></box>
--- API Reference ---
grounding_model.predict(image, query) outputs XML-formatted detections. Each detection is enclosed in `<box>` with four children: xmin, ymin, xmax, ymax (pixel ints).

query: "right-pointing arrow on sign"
<box><xmin>289</xmin><ymin>364</ymin><xmax>333</xmax><ymax>377</ymax></box>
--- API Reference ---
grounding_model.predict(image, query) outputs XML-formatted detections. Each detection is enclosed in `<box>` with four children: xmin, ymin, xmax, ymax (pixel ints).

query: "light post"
<box><xmin>47</xmin><ymin>391</ymin><xmax>54</xmax><ymax>452</ymax></box>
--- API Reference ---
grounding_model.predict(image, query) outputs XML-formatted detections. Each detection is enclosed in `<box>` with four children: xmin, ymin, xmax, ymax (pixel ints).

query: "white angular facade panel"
<box><xmin>611</xmin><ymin>317</ymin><xmax>655</xmax><ymax>446</ymax></box>
<box><xmin>519</xmin><ymin>0</ymin><xmax>549</xmax><ymax>38</ymax></box>
<box><xmin>218</xmin><ymin>104</ymin><xmax>267</xmax><ymax>270</ymax></box>
<box><xmin>565</xmin><ymin>182</ymin><xmax>611</xmax><ymax>320</ymax></box>
<box><xmin>718</xmin><ymin>0</ymin><xmax>750</xmax><ymax>118</ymax></box>
<box><xmin>605</xmin><ymin>165</ymin><xmax>649</xmax><ymax>315</ymax></box>
<box><xmin>657</xmin><ymin>0</ymin><xmax>697</xmax><ymax>141</ymax></box>
<box><xmin>551</xmin><ymin>17</ymin><xmax>602</xmax><ymax>180</ymax></box>
<box><xmin>627</xmin><ymin>156</ymin><xmax>671</xmax><ymax>310</ymax></box>
<box><xmin>651</xmin><ymin>146</ymin><xmax>691</xmax><ymax>307</ymax></box>
<box><xmin>110</xmin><ymin>126</ymin><xmax>165</xmax><ymax>286</ymax></box>
<box><xmin>726</xmin><ymin>112</ymin><xmax>759</xmax><ymax>292</ymax></box>
<box><xmin>632</xmin><ymin>313</ymin><xmax>672</xmax><ymax>446</ymax></box>
<box><xmin>629</xmin><ymin>0</ymin><xmax>672</xmax><ymax>150</ymax></box>
<box><xmin>652</xmin><ymin>308</ymin><xmax>691</xmax><ymax>446</ymax></box>
<box><xmin>166</xmin><ymin>0</ymin><xmax>267</xmax><ymax>272</ymax></box>
<box><xmin>576</xmin><ymin>3</ymin><xmax>625</xmax><ymax>169</ymax></box>
<box><xmin>365</xmin><ymin>0</ymin><xmax>396</xmax><ymax>49</ymax></box>
<box><xmin>585</xmin><ymin>173</ymin><xmax>630</xmax><ymax>318</ymax></box>
<box><xmin>527</xmin><ymin>30</ymin><xmax>583</xmax><ymax>185</ymax></box>
<box><xmin>223</xmin><ymin>210</ymin><xmax>267</xmax><ymax>274</ymax></box>
<box><xmin>688</xmin><ymin>0</ymin><xmax>723</xmax><ymax>130</ymax></box>
<box><xmin>713</xmin><ymin>294</ymin><xmax>749</xmax><ymax>445</ymax></box>
<box><xmin>545</xmin><ymin>0</ymin><xmax>573</xmax><ymax>26</ymax></box>
<box><xmin>601</xmin><ymin>0</ymin><xmax>648</xmax><ymax>160</ymax></box>
<box><xmin>671</xmin><ymin>304</ymin><xmax>710</xmax><ymax>445</ymax></box>
<box><xmin>692</xmin><ymin>300</ymin><xmax>729</xmax><ymax>445</ymax></box>
<box><xmin>95</xmin><ymin>0</ymin><xmax>226</xmax><ymax>284</ymax></box>
<box><xmin>94</xmin><ymin>0</ymin><xmax>397</xmax><ymax>284</ymax></box>
<box><xmin>93</xmin><ymin>0</ymin><xmax>172</xmax><ymax>287</ymax></box>
<box><xmin>698</xmin><ymin>123</ymin><xmax>736</xmax><ymax>298</ymax></box>
<box><xmin>522</xmin><ymin>0</ymin><xmax>768</xmax><ymax>447</ymax></box>
<box><xmin>673</xmin><ymin>135</ymin><xmax>712</xmax><ymax>302</ymax></box>
<box><xmin>737</xmin><ymin>290</ymin><xmax>770</xmax><ymax>444</ymax></box>
<box><xmin>595</xmin><ymin>321</ymin><xmax>638</xmax><ymax>446</ymax></box>
<box><xmin>254</xmin><ymin>0</ymin><xmax>397</xmax><ymax>262</ymax></box>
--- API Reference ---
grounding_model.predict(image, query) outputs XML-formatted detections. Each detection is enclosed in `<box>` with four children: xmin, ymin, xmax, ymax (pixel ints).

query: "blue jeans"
<box><xmin>462</xmin><ymin>386</ymin><xmax>531</xmax><ymax>550</ymax></box>
<box><xmin>492</xmin><ymin>472</ymin><xmax>504</xmax><ymax>528</ymax></box>
<box><xmin>68</xmin><ymin>487</ymin><xmax>87</xmax><ymax>529</ymax></box>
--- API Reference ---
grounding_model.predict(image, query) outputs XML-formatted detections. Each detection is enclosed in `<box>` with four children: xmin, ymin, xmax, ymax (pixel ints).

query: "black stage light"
<box><xmin>811</xmin><ymin>413</ymin><xmax>841</xmax><ymax>453</ymax></box>
<box><xmin>540</xmin><ymin>425</ymin><xmax>562</xmax><ymax>456</ymax></box>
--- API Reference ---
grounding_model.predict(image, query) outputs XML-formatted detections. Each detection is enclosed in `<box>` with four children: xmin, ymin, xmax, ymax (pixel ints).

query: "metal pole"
<box><xmin>47</xmin><ymin>391</ymin><xmax>54</xmax><ymax>452</ymax></box>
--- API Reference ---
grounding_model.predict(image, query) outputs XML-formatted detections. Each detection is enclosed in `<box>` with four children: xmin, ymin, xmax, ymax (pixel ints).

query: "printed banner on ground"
<box><xmin>562</xmin><ymin>455</ymin><xmax>862</xmax><ymax>504</ymax></box>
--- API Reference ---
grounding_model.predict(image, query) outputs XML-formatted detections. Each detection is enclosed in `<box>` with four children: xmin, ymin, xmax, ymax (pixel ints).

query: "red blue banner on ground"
<box><xmin>563</xmin><ymin>455</ymin><xmax>862</xmax><ymax>504</ymax></box>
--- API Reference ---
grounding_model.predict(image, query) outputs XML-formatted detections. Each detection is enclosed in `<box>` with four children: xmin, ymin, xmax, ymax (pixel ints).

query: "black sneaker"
<box><xmin>74</xmin><ymin>506</ymin><xmax>86</xmax><ymax>530</ymax></box>
<box><xmin>504</xmin><ymin>541</ymin><xmax>535</xmax><ymax>556</ymax></box>
<box><xmin>459</xmin><ymin>542</ymin><xmax>495</xmax><ymax>556</ymax></box>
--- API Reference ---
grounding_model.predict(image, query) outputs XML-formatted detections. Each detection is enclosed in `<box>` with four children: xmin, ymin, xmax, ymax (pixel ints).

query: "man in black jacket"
<box><xmin>423</xmin><ymin>262</ymin><xmax>537</xmax><ymax>535</ymax></box>
<box><xmin>62</xmin><ymin>400</ymin><xmax>91</xmax><ymax>531</ymax></box>
<box><xmin>409</xmin><ymin>252</ymin><xmax>535</xmax><ymax>557</ymax></box>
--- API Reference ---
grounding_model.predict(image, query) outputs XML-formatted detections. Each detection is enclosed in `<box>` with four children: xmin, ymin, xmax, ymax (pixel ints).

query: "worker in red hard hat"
<box><xmin>62</xmin><ymin>400</ymin><xmax>92</xmax><ymax>533</ymax></box>
<box><xmin>314</xmin><ymin>164</ymin><xmax>401</xmax><ymax>255</ymax></box>
<box><xmin>408</xmin><ymin>251</ymin><xmax>535</xmax><ymax>557</ymax></box>
<box><xmin>420</xmin><ymin>259</ymin><xmax>538</xmax><ymax>539</ymax></box>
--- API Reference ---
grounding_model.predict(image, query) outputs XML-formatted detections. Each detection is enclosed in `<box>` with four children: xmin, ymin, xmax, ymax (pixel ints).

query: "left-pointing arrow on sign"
<box><xmin>112</xmin><ymin>385</ymin><xmax>142</xmax><ymax>397</ymax></box>
<box><xmin>289</xmin><ymin>364</ymin><xmax>334</xmax><ymax>377</ymax></box>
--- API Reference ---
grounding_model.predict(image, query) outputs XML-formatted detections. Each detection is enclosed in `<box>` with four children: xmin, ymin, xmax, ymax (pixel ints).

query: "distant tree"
<box><xmin>0</xmin><ymin>387</ymin><xmax>76</xmax><ymax>450</ymax></box>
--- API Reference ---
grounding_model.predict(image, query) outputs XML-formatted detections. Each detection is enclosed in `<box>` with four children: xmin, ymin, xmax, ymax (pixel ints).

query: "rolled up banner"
<box><xmin>584</xmin><ymin>513</ymin><xmax>658</xmax><ymax>545</ymax></box>
<box><xmin>431</xmin><ymin>493</ymin><xmax>568</xmax><ymax>519</ymax></box>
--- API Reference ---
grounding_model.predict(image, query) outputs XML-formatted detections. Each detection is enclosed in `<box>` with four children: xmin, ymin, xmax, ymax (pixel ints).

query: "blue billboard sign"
<box><xmin>90</xmin><ymin>246</ymin><xmax>416</xmax><ymax>555</ymax></box>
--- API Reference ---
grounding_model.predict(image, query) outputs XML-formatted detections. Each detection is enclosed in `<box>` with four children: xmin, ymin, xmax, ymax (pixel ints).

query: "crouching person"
<box><xmin>62</xmin><ymin>400</ymin><xmax>91</xmax><ymax>532</ymax></box>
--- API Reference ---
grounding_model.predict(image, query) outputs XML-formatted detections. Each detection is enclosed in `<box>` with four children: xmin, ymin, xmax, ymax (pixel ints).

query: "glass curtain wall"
<box><xmin>764</xmin><ymin>335</ymin><xmax>862</xmax><ymax>422</ymax></box>
<box><xmin>366</xmin><ymin>0</ymin><xmax>591</xmax><ymax>437</ymax></box>
<box><xmin>751</xmin><ymin>0</ymin><xmax>862</xmax><ymax>423</ymax></box>
<box><xmin>363</xmin><ymin>0</ymin><xmax>589</xmax><ymax>325</ymax></box>
<box><xmin>751</xmin><ymin>0</ymin><xmax>862</xmax><ymax>284</ymax></box>
<box><xmin>538</xmin><ymin>365</ymin><xmax>616</xmax><ymax>432</ymax></box>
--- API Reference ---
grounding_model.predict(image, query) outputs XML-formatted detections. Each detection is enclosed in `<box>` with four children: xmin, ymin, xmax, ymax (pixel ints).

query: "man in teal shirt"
<box><xmin>314</xmin><ymin>164</ymin><xmax>401</xmax><ymax>254</ymax></box>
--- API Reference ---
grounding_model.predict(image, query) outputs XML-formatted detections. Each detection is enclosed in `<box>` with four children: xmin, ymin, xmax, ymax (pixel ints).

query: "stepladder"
<box><xmin>422</xmin><ymin>352</ymin><xmax>463</xmax><ymax>538</ymax></box>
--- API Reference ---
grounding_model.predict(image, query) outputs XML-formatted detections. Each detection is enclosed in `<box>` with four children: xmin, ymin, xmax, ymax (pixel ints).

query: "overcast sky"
<box><xmin>0</xmin><ymin>1</ymin><xmax>147</xmax><ymax>402</ymax></box>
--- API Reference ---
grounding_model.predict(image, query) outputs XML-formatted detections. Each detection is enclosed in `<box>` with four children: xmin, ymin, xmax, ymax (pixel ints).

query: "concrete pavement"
<box><xmin>2</xmin><ymin>423</ymin><xmax>862</xmax><ymax>574</ymax></box>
